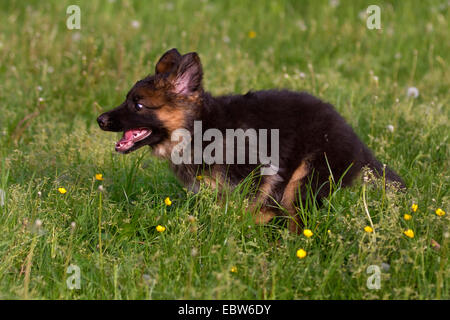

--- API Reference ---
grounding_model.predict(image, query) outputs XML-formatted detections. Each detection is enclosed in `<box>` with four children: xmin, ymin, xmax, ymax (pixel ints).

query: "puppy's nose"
<box><xmin>97</xmin><ymin>114</ymin><xmax>109</xmax><ymax>129</ymax></box>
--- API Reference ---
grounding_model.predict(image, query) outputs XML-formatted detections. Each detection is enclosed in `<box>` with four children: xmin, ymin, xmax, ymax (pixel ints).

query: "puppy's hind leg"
<box><xmin>281</xmin><ymin>161</ymin><xmax>310</xmax><ymax>234</ymax></box>
<box><xmin>248</xmin><ymin>174</ymin><xmax>282</xmax><ymax>225</ymax></box>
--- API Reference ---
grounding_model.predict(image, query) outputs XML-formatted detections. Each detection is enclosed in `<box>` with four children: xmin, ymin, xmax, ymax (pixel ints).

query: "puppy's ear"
<box><xmin>170</xmin><ymin>52</ymin><xmax>203</xmax><ymax>95</ymax></box>
<box><xmin>155</xmin><ymin>48</ymin><xmax>182</xmax><ymax>74</ymax></box>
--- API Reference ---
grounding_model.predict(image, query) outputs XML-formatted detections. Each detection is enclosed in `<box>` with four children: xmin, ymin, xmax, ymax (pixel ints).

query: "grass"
<box><xmin>0</xmin><ymin>0</ymin><xmax>449</xmax><ymax>299</ymax></box>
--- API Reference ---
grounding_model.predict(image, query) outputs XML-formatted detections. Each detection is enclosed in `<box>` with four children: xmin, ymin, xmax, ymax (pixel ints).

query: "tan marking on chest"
<box><xmin>152</xmin><ymin>139</ymin><xmax>177</xmax><ymax>159</ymax></box>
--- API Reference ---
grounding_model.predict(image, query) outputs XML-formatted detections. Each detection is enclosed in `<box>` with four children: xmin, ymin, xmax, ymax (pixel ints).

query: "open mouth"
<box><xmin>115</xmin><ymin>128</ymin><xmax>152</xmax><ymax>153</ymax></box>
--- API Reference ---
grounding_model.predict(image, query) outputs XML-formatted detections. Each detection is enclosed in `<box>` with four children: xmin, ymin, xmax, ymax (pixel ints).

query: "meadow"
<box><xmin>0</xmin><ymin>0</ymin><xmax>448</xmax><ymax>299</ymax></box>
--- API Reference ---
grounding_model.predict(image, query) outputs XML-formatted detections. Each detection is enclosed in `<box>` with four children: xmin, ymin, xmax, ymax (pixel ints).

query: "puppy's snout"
<box><xmin>97</xmin><ymin>114</ymin><xmax>109</xmax><ymax>130</ymax></box>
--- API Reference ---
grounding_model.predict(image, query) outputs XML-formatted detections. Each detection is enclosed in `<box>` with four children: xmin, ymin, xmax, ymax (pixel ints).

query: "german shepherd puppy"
<box><xmin>97</xmin><ymin>48</ymin><xmax>404</xmax><ymax>233</ymax></box>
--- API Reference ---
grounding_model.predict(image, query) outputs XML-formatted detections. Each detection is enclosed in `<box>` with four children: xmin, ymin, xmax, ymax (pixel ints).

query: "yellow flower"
<box><xmin>95</xmin><ymin>173</ymin><xmax>103</xmax><ymax>181</ymax></box>
<box><xmin>403</xmin><ymin>229</ymin><xmax>414</xmax><ymax>238</ymax></box>
<box><xmin>303</xmin><ymin>229</ymin><xmax>313</xmax><ymax>238</ymax></box>
<box><xmin>156</xmin><ymin>225</ymin><xmax>166</xmax><ymax>233</ymax></box>
<box><xmin>230</xmin><ymin>266</ymin><xmax>238</xmax><ymax>273</ymax></box>
<box><xmin>196</xmin><ymin>175</ymin><xmax>203</xmax><ymax>181</ymax></box>
<box><xmin>404</xmin><ymin>214</ymin><xmax>412</xmax><ymax>221</ymax></box>
<box><xmin>248</xmin><ymin>30</ymin><xmax>256</xmax><ymax>39</ymax></box>
<box><xmin>296</xmin><ymin>249</ymin><xmax>307</xmax><ymax>259</ymax></box>
<box><xmin>164</xmin><ymin>197</ymin><xmax>172</xmax><ymax>206</ymax></box>
<box><xmin>364</xmin><ymin>226</ymin><xmax>373</xmax><ymax>233</ymax></box>
<box><xmin>411</xmin><ymin>203</ymin><xmax>418</xmax><ymax>212</ymax></box>
<box><xmin>58</xmin><ymin>187</ymin><xmax>67</xmax><ymax>194</ymax></box>
<box><xmin>435</xmin><ymin>208</ymin><xmax>446</xmax><ymax>217</ymax></box>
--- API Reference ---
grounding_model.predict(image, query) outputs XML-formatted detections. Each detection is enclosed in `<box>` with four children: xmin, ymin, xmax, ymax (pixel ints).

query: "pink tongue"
<box><xmin>124</xmin><ymin>130</ymin><xmax>139</xmax><ymax>141</ymax></box>
<box><xmin>116</xmin><ymin>128</ymin><xmax>151</xmax><ymax>152</ymax></box>
<box><xmin>119</xmin><ymin>129</ymin><xmax>143</xmax><ymax>143</ymax></box>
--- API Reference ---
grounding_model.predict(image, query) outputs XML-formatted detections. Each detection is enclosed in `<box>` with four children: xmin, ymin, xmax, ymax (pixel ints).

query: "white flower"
<box><xmin>35</xmin><ymin>219</ymin><xmax>43</xmax><ymax>228</ymax></box>
<box><xmin>386</xmin><ymin>124</ymin><xmax>394</xmax><ymax>132</ymax></box>
<box><xmin>296</xmin><ymin>19</ymin><xmax>307</xmax><ymax>31</ymax></box>
<box><xmin>72</xmin><ymin>32</ymin><xmax>81</xmax><ymax>42</ymax></box>
<box><xmin>131</xmin><ymin>20</ymin><xmax>140</xmax><ymax>29</ymax></box>
<box><xmin>407</xmin><ymin>86</ymin><xmax>419</xmax><ymax>98</ymax></box>
<box><xmin>329</xmin><ymin>0</ymin><xmax>339</xmax><ymax>8</ymax></box>
<box><xmin>358</xmin><ymin>10</ymin><xmax>367</xmax><ymax>20</ymax></box>
<box><xmin>164</xmin><ymin>2</ymin><xmax>174</xmax><ymax>11</ymax></box>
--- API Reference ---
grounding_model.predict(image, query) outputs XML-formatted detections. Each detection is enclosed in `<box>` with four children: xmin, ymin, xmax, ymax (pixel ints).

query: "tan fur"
<box><xmin>281</xmin><ymin>161</ymin><xmax>310</xmax><ymax>233</ymax></box>
<box><xmin>254</xmin><ymin>207</ymin><xmax>277</xmax><ymax>224</ymax></box>
<box><xmin>154</xmin><ymin>105</ymin><xmax>186</xmax><ymax>133</ymax></box>
<box><xmin>249</xmin><ymin>174</ymin><xmax>282</xmax><ymax>225</ymax></box>
<box><xmin>201</xmin><ymin>166</ymin><xmax>226</xmax><ymax>190</ymax></box>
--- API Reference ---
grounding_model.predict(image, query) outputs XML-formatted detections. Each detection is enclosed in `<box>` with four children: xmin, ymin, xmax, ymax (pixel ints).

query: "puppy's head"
<box><xmin>97</xmin><ymin>48</ymin><xmax>203</xmax><ymax>154</ymax></box>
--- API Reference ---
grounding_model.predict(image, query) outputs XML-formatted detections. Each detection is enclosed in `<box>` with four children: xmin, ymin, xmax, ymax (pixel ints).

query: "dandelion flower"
<box><xmin>435</xmin><ymin>208</ymin><xmax>445</xmax><ymax>216</ymax></box>
<box><xmin>411</xmin><ymin>203</ymin><xmax>418</xmax><ymax>212</ymax></box>
<box><xmin>296</xmin><ymin>19</ymin><xmax>307</xmax><ymax>31</ymax></box>
<box><xmin>386</xmin><ymin>124</ymin><xmax>394</xmax><ymax>133</ymax></box>
<box><xmin>329</xmin><ymin>0</ymin><xmax>339</xmax><ymax>8</ymax></box>
<box><xmin>296</xmin><ymin>249</ymin><xmax>307</xmax><ymax>259</ymax></box>
<box><xmin>403</xmin><ymin>229</ymin><xmax>414</xmax><ymax>238</ymax></box>
<box><xmin>35</xmin><ymin>219</ymin><xmax>43</xmax><ymax>228</ymax></box>
<box><xmin>407</xmin><ymin>87</ymin><xmax>419</xmax><ymax>98</ymax></box>
<box><xmin>191</xmin><ymin>248</ymin><xmax>198</xmax><ymax>257</ymax></box>
<box><xmin>364</xmin><ymin>226</ymin><xmax>373</xmax><ymax>233</ymax></box>
<box><xmin>156</xmin><ymin>225</ymin><xmax>166</xmax><ymax>233</ymax></box>
<box><xmin>404</xmin><ymin>214</ymin><xmax>412</xmax><ymax>221</ymax></box>
<box><xmin>230</xmin><ymin>266</ymin><xmax>238</xmax><ymax>273</ymax></box>
<box><xmin>303</xmin><ymin>229</ymin><xmax>313</xmax><ymax>238</ymax></box>
<box><xmin>95</xmin><ymin>173</ymin><xmax>103</xmax><ymax>181</ymax></box>
<box><xmin>58</xmin><ymin>187</ymin><xmax>67</xmax><ymax>194</ymax></box>
<box><xmin>164</xmin><ymin>197</ymin><xmax>172</xmax><ymax>206</ymax></box>
<box><xmin>196</xmin><ymin>175</ymin><xmax>203</xmax><ymax>181</ymax></box>
<box><xmin>131</xmin><ymin>20</ymin><xmax>140</xmax><ymax>29</ymax></box>
<box><xmin>248</xmin><ymin>30</ymin><xmax>256</xmax><ymax>39</ymax></box>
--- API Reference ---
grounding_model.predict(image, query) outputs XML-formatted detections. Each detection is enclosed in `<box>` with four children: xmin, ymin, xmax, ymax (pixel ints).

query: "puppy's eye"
<box><xmin>135</xmin><ymin>103</ymin><xmax>144</xmax><ymax>111</ymax></box>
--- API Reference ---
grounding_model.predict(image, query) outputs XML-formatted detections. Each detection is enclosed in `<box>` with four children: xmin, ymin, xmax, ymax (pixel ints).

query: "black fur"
<box><xmin>198</xmin><ymin>89</ymin><xmax>404</xmax><ymax>197</ymax></box>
